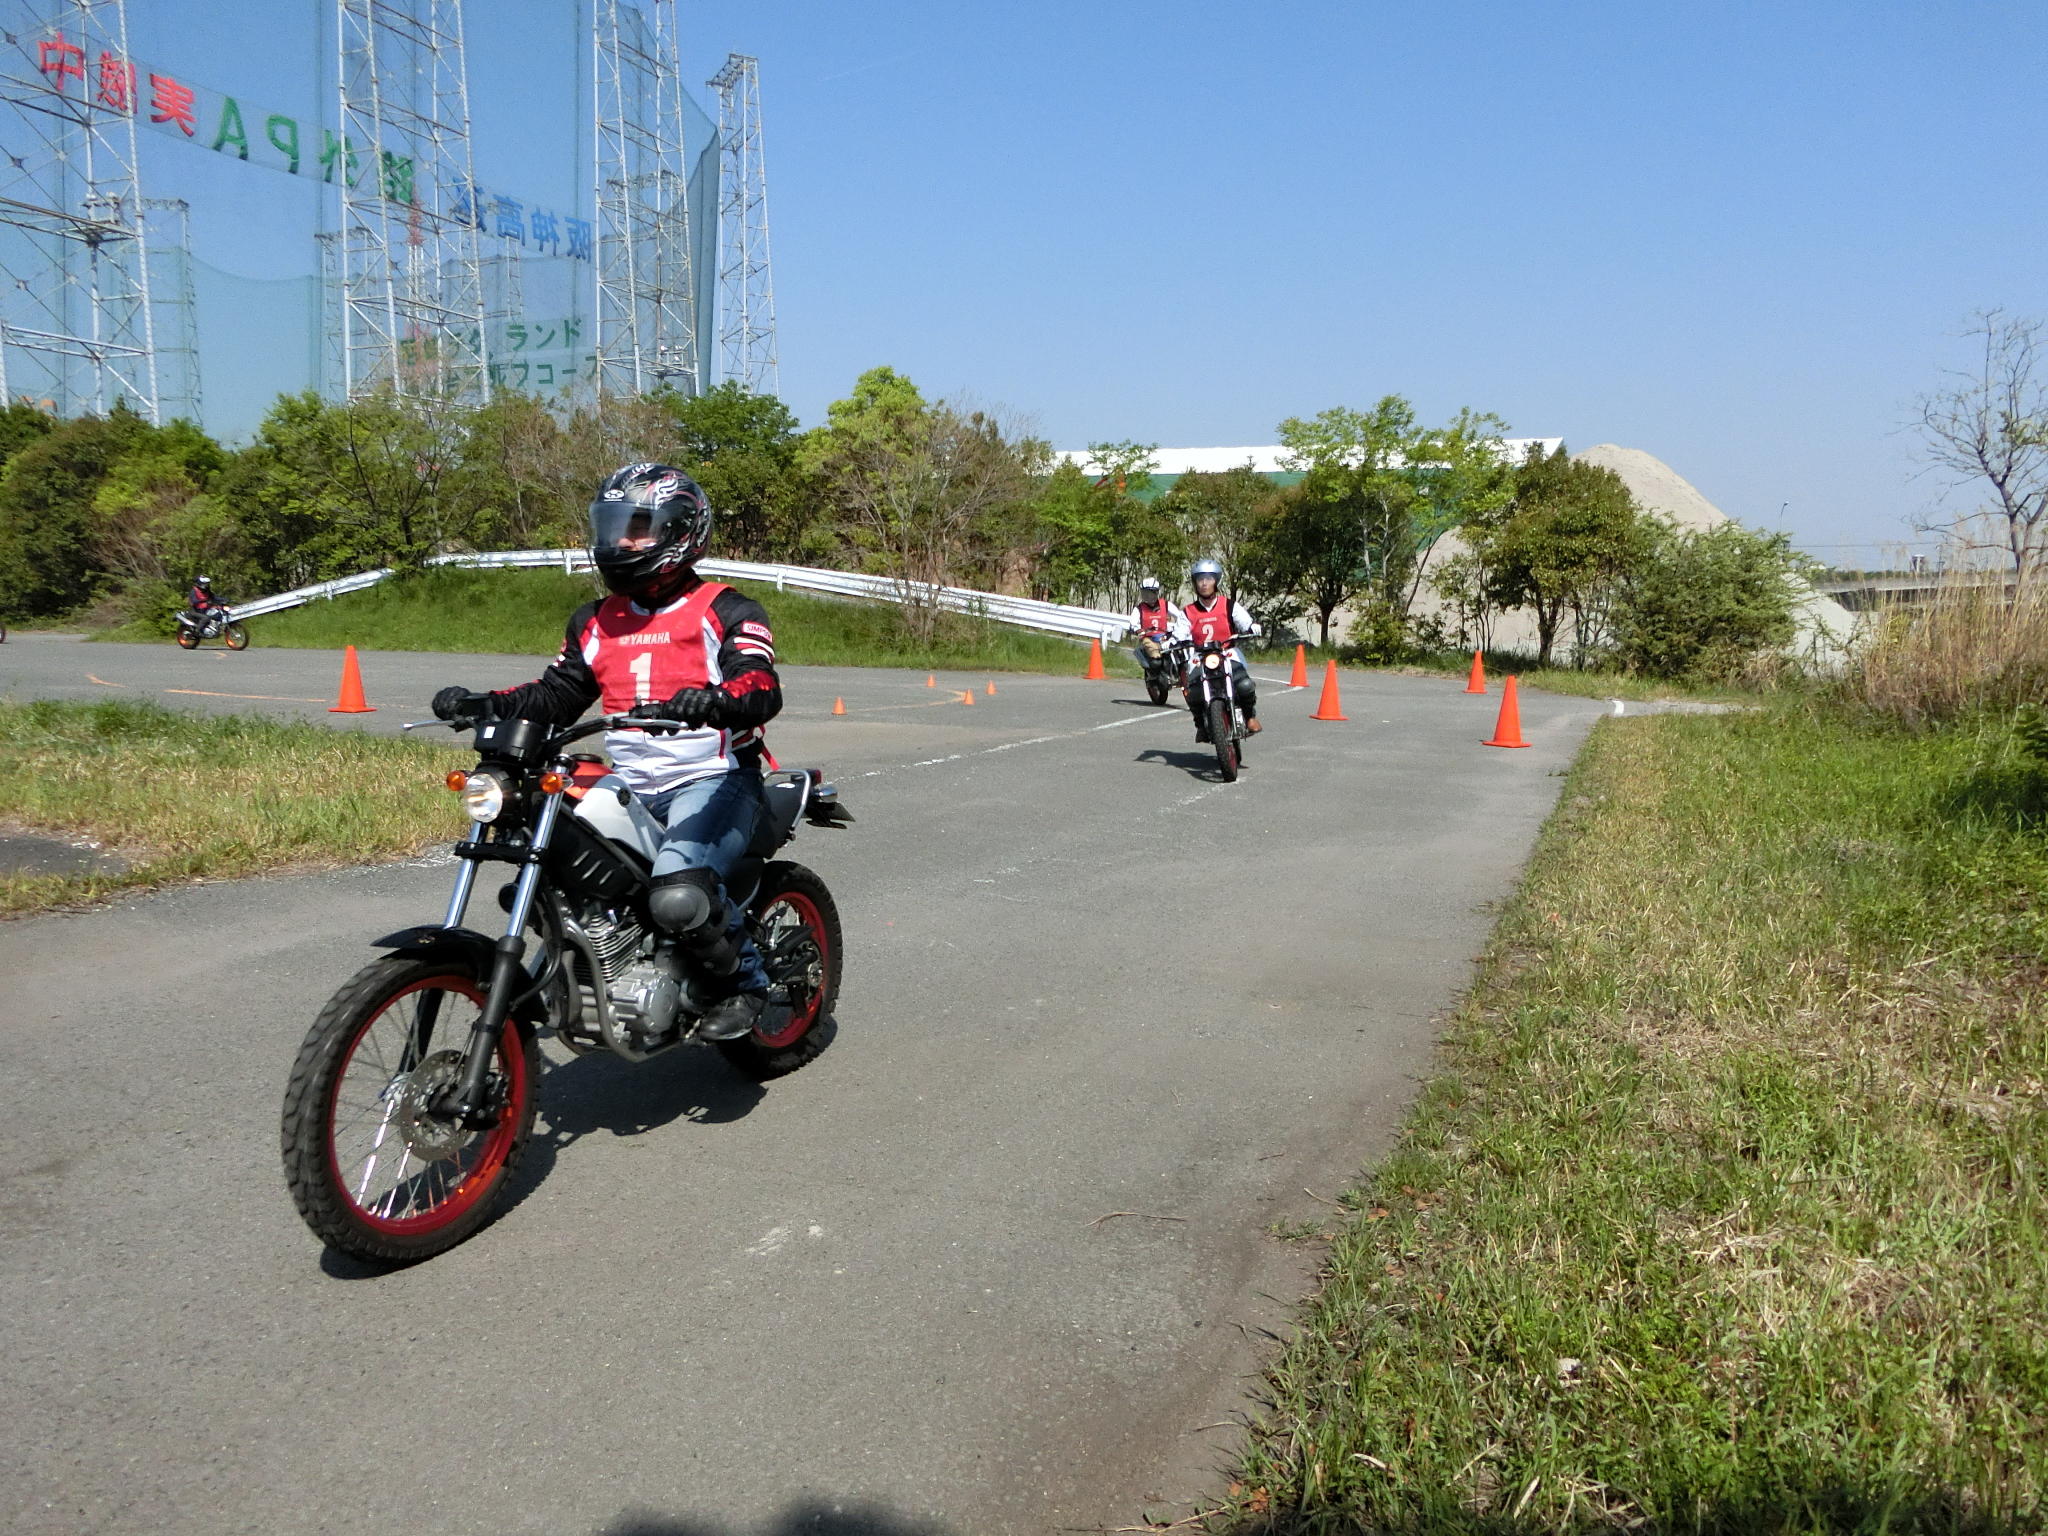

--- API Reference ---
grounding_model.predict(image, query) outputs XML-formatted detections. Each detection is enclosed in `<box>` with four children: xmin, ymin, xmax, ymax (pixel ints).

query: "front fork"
<box><xmin>441</xmin><ymin>790</ymin><xmax>567</xmax><ymax>1124</ymax></box>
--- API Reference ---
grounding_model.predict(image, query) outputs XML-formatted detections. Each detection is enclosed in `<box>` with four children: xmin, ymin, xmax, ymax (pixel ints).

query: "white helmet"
<box><xmin>1190</xmin><ymin>558</ymin><xmax>1222</xmax><ymax>584</ymax></box>
<box><xmin>1138</xmin><ymin>576</ymin><xmax>1161</xmax><ymax>594</ymax></box>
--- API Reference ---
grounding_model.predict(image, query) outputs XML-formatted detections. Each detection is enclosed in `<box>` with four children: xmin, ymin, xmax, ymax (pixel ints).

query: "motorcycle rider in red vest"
<box><xmin>1173</xmin><ymin>557</ymin><xmax>1261</xmax><ymax>738</ymax></box>
<box><xmin>429</xmin><ymin>463</ymin><xmax>782</xmax><ymax>1041</ymax></box>
<box><xmin>1125</xmin><ymin>575</ymin><xmax>1181</xmax><ymax>673</ymax></box>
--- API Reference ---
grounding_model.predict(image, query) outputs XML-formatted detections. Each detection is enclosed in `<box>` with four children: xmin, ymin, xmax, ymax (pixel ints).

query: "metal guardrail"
<box><xmin>225</xmin><ymin>551</ymin><xmax>1130</xmax><ymax>643</ymax></box>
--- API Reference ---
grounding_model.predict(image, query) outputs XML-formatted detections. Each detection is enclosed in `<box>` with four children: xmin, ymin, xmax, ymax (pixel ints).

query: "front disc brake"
<box><xmin>394</xmin><ymin>1050</ymin><xmax>472</xmax><ymax>1160</ymax></box>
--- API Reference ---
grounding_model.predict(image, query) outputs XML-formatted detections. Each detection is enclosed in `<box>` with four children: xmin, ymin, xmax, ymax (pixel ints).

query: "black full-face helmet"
<box><xmin>588</xmin><ymin>462</ymin><xmax>713</xmax><ymax>601</ymax></box>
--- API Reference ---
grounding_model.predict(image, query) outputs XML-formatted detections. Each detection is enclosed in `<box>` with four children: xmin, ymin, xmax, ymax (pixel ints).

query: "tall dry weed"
<box><xmin>1840</xmin><ymin>574</ymin><xmax>2048</xmax><ymax>727</ymax></box>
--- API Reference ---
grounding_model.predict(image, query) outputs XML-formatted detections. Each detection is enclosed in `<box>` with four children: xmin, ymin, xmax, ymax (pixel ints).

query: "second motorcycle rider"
<box><xmin>431</xmin><ymin>462</ymin><xmax>781</xmax><ymax>1041</ymax></box>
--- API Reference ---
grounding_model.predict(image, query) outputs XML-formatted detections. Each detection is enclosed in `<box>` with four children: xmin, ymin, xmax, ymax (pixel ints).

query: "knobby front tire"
<box><xmin>281</xmin><ymin>955</ymin><xmax>539</xmax><ymax>1264</ymax></box>
<box><xmin>718</xmin><ymin>861</ymin><xmax>843</xmax><ymax>1081</ymax></box>
<box><xmin>223</xmin><ymin>623</ymin><xmax>249</xmax><ymax>650</ymax></box>
<box><xmin>1209</xmin><ymin>698</ymin><xmax>1239</xmax><ymax>782</ymax></box>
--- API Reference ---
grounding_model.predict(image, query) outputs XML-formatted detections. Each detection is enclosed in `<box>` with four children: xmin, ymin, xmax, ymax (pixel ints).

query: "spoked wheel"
<box><xmin>281</xmin><ymin>956</ymin><xmax>538</xmax><ymax>1264</ymax></box>
<box><xmin>719</xmin><ymin>860</ymin><xmax>843</xmax><ymax>1081</ymax></box>
<box><xmin>1209</xmin><ymin>698</ymin><xmax>1239</xmax><ymax>782</ymax></box>
<box><xmin>175</xmin><ymin>627</ymin><xmax>198</xmax><ymax>650</ymax></box>
<box><xmin>223</xmin><ymin>623</ymin><xmax>249</xmax><ymax>651</ymax></box>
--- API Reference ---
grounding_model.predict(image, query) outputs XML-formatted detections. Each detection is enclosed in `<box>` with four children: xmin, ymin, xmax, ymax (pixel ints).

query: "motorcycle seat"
<box><xmin>750</xmin><ymin>775</ymin><xmax>806</xmax><ymax>857</ymax></box>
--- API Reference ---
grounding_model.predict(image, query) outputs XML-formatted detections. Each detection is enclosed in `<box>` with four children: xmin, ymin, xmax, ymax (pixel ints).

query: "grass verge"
<box><xmin>0</xmin><ymin>699</ymin><xmax>459</xmax><ymax>916</ymax></box>
<box><xmin>1221</xmin><ymin>705</ymin><xmax>2048</xmax><ymax>1533</ymax></box>
<box><xmin>1390</xmin><ymin>649</ymin><xmax>1751</xmax><ymax>704</ymax></box>
<box><xmin>102</xmin><ymin>566</ymin><xmax>1141</xmax><ymax>676</ymax></box>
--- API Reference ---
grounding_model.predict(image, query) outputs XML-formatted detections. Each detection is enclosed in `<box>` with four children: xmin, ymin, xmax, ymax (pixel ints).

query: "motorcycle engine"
<box><xmin>578</xmin><ymin>906</ymin><xmax>685</xmax><ymax>1043</ymax></box>
<box><xmin>607</xmin><ymin>957</ymin><xmax>683</xmax><ymax>1043</ymax></box>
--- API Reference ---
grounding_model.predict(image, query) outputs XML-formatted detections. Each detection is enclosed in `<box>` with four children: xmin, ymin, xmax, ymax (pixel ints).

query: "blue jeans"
<box><xmin>640</xmin><ymin>769</ymin><xmax>769</xmax><ymax>992</ymax></box>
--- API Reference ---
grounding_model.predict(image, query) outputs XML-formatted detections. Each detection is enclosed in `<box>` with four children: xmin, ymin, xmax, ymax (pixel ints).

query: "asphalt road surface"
<box><xmin>1</xmin><ymin>636</ymin><xmax>1607</xmax><ymax>1535</ymax></box>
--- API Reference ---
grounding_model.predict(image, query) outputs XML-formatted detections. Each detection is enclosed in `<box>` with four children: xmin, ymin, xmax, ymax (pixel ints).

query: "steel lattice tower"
<box><xmin>709</xmin><ymin>53</ymin><xmax>775</xmax><ymax>395</ymax></box>
<box><xmin>142</xmin><ymin>197</ymin><xmax>198</xmax><ymax>423</ymax></box>
<box><xmin>592</xmin><ymin>0</ymin><xmax>694</xmax><ymax>397</ymax></box>
<box><xmin>0</xmin><ymin>0</ymin><xmax>157</xmax><ymax>419</ymax></box>
<box><xmin>334</xmin><ymin>0</ymin><xmax>490</xmax><ymax>403</ymax></box>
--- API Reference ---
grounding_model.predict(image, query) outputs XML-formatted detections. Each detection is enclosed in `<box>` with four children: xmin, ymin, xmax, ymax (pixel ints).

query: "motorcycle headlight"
<box><xmin>461</xmin><ymin>770</ymin><xmax>508</xmax><ymax>823</ymax></box>
<box><xmin>1202</xmin><ymin>651</ymin><xmax>1222</xmax><ymax>671</ymax></box>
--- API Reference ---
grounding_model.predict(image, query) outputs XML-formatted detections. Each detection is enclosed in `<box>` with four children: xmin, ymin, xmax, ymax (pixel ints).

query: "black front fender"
<box><xmin>373</xmin><ymin>925</ymin><xmax>500</xmax><ymax>972</ymax></box>
<box><xmin>373</xmin><ymin>926</ymin><xmax>551</xmax><ymax>1025</ymax></box>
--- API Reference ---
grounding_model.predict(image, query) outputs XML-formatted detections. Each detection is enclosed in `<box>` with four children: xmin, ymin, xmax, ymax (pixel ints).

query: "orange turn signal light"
<box><xmin>538</xmin><ymin>770</ymin><xmax>568</xmax><ymax>795</ymax></box>
<box><xmin>445</xmin><ymin>769</ymin><xmax>468</xmax><ymax>792</ymax></box>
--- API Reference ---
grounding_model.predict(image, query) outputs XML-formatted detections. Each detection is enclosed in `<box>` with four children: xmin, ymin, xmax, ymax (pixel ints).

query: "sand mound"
<box><xmin>1573</xmin><ymin>444</ymin><xmax>1729</xmax><ymax>532</ymax></box>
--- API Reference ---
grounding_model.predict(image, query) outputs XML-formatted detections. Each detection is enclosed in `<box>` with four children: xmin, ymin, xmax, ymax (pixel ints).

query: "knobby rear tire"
<box><xmin>718</xmin><ymin>860</ymin><xmax>843</xmax><ymax>1081</ymax></box>
<box><xmin>1209</xmin><ymin>698</ymin><xmax>1239</xmax><ymax>782</ymax></box>
<box><xmin>175</xmin><ymin>628</ymin><xmax>197</xmax><ymax>650</ymax></box>
<box><xmin>281</xmin><ymin>955</ymin><xmax>539</xmax><ymax>1265</ymax></box>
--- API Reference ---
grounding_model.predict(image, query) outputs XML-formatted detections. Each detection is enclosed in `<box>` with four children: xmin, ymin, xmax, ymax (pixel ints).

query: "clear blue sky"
<box><xmin>136</xmin><ymin>0</ymin><xmax>2048</xmax><ymax>565</ymax></box>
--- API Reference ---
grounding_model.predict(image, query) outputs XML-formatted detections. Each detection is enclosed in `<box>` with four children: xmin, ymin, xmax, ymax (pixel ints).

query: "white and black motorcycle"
<box><xmin>174</xmin><ymin>606</ymin><xmax>248</xmax><ymax>650</ymax></box>
<box><xmin>1179</xmin><ymin>635</ymin><xmax>1254</xmax><ymax>782</ymax></box>
<box><xmin>280</xmin><ymin>711</ymin><xmax>852</xmax><ymax>1264</ymax></box>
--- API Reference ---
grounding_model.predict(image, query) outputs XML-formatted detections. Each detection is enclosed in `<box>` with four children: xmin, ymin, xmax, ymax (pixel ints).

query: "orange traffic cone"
<box><xmin>1085</xmin><ymin>637</ymin><xmax>1106</xmax><ymax>680</ymax></box>
<box><xmin>1484</xmin><ymin>676</ymin><xmax>1531</xmax><ymax>748</ymax></box>
<box><xmin>985</xmin><ymin>680</ymin><xmax>996</xmax><ymax>696</ymax></box>
<box><xmin>329</xmin><ymin>644</ymin><xmax>374</xmax><ymax>713</ymax></box>
<box><xmin>831</xmin><ymin>696</ymin><xmax>846</xmax><ymax>716</ymax></box>
<box><xmin>961</xmin><ymin>688</ymin><xmax>976</xmax><ymax>706</ymax></box>
<box><xmin>1464</xmin><ymin>650</ymin><xmax>1487</xmax><ymax>694</ymax></box>
<box><xmin>926</xmin><ymin>674</ymin><xmax>936</xmax><ymax>688</ymax></box>
<box><xmin>1310</xmin><ymin>658</ymin><xmax>1347</xmax><ymax>721</ymax></box>
<box><xmin>1289</xmin><ymin>644</ymin><xmax>1308</xmax><ymax>688</ymax></box>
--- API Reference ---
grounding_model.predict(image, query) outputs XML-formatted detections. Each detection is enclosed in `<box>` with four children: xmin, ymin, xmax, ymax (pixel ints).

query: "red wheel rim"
<box><xmin>322</xmin><ymin>975</ymin><xmax>528</xmax><ymax>1237</ymax></box>
<box><xmin>754</xmin><ymin>890</ymin><xmax>828</xmax><ymax>1049</ymax></box>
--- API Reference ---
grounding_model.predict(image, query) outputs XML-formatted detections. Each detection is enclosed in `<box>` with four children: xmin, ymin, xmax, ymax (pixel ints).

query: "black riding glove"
<box><xmin>432</xmin><ymin>686</ymin><xmax>490</xmax><ymax>723</ymax></box>
<box><xmin>636</xmin><ymin>686</ymin><xmax>724</xmax><ymax>727</ymax></box>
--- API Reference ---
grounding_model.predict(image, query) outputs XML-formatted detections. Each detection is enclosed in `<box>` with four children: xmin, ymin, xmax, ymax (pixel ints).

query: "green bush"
<box><xmin>1610</xmin><ymin>522</ymin><xmax>1807</xmax><ymax>680</ymax></box>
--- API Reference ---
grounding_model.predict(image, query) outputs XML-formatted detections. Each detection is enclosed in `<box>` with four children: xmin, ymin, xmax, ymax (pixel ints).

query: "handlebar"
<box><xmin>400</xmin><ymin>711</ymin><xmax>687</xmax><ymax>744</ymax></box>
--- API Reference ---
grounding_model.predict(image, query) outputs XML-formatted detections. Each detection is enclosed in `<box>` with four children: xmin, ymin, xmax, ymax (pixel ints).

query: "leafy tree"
<box><xmin>1024</xmin><ymin>459</ymin><xmax>1117</xmax><ymax>603</ymax></box>
<box><xmin>1610</xmin><ymin>522</ymin><xmax>1809</xmax><ymax>680</ymax></box>
<box><xmin>1158</xmin><ymin>463</ymin><xmax>1273</xmax><ymax>596</ymax></box>
<box><xmin>1270</xmin><ymin>398</ymin><xmax>1429</xmax><ymax>650</ymax></box>
<box><xmin>0</xmin><ymin>401</ymin><xmax>54</xmax><ymax>473</ymax></box>
<box><xmin>799</xmin><ymin>367</ymin><xmax>1039</xmax><ymax>639</ymax></box>
<box><xmin>660</xmin><ymin>381</ymin><xmax>811</xmax><ymax>558</ymax></box>
<box><xmin>1238</xmin><ymin>485</ymin><xmax>1356</xmax><ymax>645</ymax></box>
<box><xmin>0</xmin><ymin>404</ymin><xmax>155</xmax><ymax>615</ymax></box>
<box><xmin>1400</xmin><ymin>408</ymin><xmax>1514</xmax><ymax>611</ymax></box>
<box><xmin>1466</xmin><ymin>445</ymin><xmax>1651</xmax><ymax>666</ymax></box>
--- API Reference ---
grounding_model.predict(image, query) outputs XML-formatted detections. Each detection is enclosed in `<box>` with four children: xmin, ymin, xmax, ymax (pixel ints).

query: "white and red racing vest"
<box><xmin>581</xmin><ymin>582</ymin><xmax>746</xmax><ymax>794</ymax></box>
<box><xmin>1136</xmin><ymin>599</ymin><xmax>1174</xmax><ymax>637</ymax></box>
<box><xmin>1184</xmin><ymin>593</ymin><xmax>1235</xmax><ymax>647</ymax></box>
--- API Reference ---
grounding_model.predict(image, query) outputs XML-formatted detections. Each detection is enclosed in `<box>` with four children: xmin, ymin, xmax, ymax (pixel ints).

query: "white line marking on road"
<box><xmin>164</xmin><ymin>687</ymin><xmax>329</xmax><ymax>703</ymax></box>
<box><xmin>869</xmin><ymin>711</ymin><xmax>1159</xmax><ymax>781</ymax></box>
